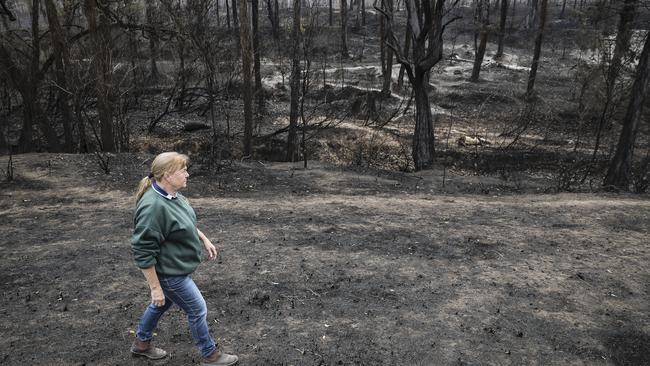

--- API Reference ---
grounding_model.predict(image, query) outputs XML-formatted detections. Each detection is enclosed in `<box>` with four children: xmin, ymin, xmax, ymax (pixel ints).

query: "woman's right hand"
<box><xmin>151</xmin><ymin>287</ymin><xmax>165</xmax><ymax>307</ymax></box>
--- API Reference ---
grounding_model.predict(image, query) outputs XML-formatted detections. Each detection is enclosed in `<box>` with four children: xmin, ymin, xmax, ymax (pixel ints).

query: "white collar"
<box><xmin>151</xmin><ymin>181</ymin><xmax>177</xmax><ymax>200</ymax></box>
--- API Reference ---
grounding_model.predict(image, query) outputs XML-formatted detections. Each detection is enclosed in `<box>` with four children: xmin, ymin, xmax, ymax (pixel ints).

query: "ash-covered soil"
<box><xmin>0</xmin><ymin>153</ymin><xmax>648</xmax><ymax>365</ymax></box>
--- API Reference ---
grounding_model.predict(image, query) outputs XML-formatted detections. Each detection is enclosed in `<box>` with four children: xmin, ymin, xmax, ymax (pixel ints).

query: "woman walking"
<box><xmin>130</xmin><ymin>152</ymin><xmax>238</xmax><ymax>366</ymax></box>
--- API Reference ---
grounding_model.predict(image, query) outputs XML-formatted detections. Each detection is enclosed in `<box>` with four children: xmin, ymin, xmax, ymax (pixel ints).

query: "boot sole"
<box><xmin>131</xmin><ymin>349</ymin><xmax>168</xmax><ymax>360</ymax></box>
<box><xmin>201</xmin><ymin>357</ymin><xmax>238</xmax><ymax>366</ymax></box>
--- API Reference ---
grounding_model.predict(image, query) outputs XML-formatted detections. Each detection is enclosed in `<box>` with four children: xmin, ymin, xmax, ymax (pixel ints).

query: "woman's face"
<box><xmin>165</xmin><ymin>165</ymin><xmax>189</xmax><ymax>190</ymax></box>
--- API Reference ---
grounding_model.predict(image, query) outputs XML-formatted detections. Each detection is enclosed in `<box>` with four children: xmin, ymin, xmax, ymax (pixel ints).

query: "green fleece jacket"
<box><xmin>131</xmin><ymin>188</ymin><xmax>203</xmax><ymax>275</ymax></box>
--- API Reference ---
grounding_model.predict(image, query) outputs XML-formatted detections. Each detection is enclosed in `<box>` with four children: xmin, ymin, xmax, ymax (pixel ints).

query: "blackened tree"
<box><xmin>378</xmin><ymin>0</ymin><xmax>454</xmax><ymax>170</ymax></box>
<box><xmin>603</xmin><ymin>32</ymin><xmax>650</xmax><ymax>190</ymax></box>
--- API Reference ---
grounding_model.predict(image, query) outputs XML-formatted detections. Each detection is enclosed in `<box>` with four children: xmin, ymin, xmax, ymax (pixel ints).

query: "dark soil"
<box><xmin>1</xmin><ymin>153</ymin><xmax>649</xmax><ymax>365</ymax></box>
<box><xmin>2</xmin><ymin>7</ymin><xmax>650</xmax><ymax>365</ymax></box>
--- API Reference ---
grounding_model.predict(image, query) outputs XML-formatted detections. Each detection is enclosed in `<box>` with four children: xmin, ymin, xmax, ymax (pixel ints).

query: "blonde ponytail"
<box><xmin>135</xmin><ymin>152</ymin><xmax>189</xmax><ymax>204</ymax></box>
<box><xmin>135</xmin><ymin>176</ymin><xmax>152</xmax><ymax>204</ymax></box>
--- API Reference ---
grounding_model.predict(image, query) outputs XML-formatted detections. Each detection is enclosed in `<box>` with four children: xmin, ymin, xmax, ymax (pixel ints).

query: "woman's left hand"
<box><xmin>203</xmin><ymin>238</ymin><xmax>218</xmax><ymax>260</ymax></box>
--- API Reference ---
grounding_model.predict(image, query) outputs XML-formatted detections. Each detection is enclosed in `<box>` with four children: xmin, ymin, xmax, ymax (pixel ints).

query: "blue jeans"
<box><xmin>136</xmin><ymin>275</ymin><xmax>216</xmax><ymax>358</ymax></box>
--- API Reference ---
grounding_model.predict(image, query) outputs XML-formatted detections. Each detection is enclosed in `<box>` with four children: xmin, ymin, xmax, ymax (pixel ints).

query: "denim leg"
<box><xmin>159</xmin><ymin>275</ymin><xmax>216</xmax><ymax>358</ymax></box>
<box><xmin>136</xmin><ymin>296</ymin><xmax>173</xmax><ymax>341</ymax></box>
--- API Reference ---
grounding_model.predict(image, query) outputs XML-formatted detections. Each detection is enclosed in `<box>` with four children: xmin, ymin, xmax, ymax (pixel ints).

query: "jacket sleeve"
<box><xmin>131</xmin><ymin>201</ymin><xmax>165</xmax><ymax>269</ymax></box>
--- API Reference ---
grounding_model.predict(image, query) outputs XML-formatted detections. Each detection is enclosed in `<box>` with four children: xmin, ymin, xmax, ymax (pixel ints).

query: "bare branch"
<box><xmin>442</xmin><ymin>15</ymin><xmax>462</xmax><ymax>33</ymax></box>
<box><xmin>419</xmin><ymin>0</ymin><xmax>446</xmax><ymax>71</ymax></box>
<box><xmin>96</xmin><ymin>1</ymin><xmax>177</xmax><ymax>40</ymax></box>
<box><xmin>374</xmin><ymin>4</ymin><xmax>414</xmax><ymax>81</ymax></box>
<box><xmin>444</xmin><ymin>0</ymin><xmax>462</xmax><ymax>16</ymax></box>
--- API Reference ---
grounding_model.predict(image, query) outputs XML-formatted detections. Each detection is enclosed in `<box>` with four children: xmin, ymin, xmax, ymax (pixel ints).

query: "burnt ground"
<box><xmin>0</xmin><ymin>153</ymin><xmax>648</xmax><ymax>365</ymax></box>
<box><xmin>2</xmin><ymin>8</ymin><xmax>650</xmax><ymax>365</ymax></box>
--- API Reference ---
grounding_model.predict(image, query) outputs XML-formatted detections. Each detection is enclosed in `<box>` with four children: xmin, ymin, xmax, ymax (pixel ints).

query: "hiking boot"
<box><xmin>130</xmin><ymin>338</ymin><xmax>168</xmax><ymax>360</ymax></box>
<box><xmin>201</xmin><ymin>349</ymin><xmax>238</xmax><ymax>366</ymax></box>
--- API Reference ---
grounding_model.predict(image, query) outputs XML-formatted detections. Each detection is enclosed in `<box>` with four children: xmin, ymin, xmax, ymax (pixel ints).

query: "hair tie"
<box><xmin>147</xmin><ymin>173</ymin><xmax>154</xmax><ymax>179</ymax></box>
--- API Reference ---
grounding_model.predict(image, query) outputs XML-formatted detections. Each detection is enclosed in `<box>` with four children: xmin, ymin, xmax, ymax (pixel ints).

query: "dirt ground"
<box><xmin>0</xmin><ymin>153</ymin><xmax>648</xmax><ymax>365</ymax></box>
<box><xmin>2</xmin><ymin>3</ymin><xmax>650</xmax><ymax>364</ymax></box>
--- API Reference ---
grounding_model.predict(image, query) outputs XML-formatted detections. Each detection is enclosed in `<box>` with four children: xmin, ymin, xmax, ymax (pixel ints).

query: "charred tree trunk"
<box><xmin>232</xmin><ymin>0</ymin><xmax>239</xmax><ymax>30</ymax></box>
<box><xmin>85</xmin><ymin>0</ymin><xmax>115</xmax><ymax>152</ymax></box>
<box><xmin>341</xmin><ymin>0</ymin><xmax>349</xmax><ymax>58</ymax></box>
<box><xmin>471</xmin><ymin>28</ymin><xmax>488</xmax><ymax>81</ymax></box>
<box><xmin>28</xmin><ymin>0</ymin><xmax>41</xmax><ymax>128</ymax></box>
<box><xmin>145</xmin><ymin>1</ymin><xmax>159</xmax><ymax>82</ymax></box>
<box><xmin>0</xmin><ymin>126</ymin><xmax>6</xmax><ymax>152</ymax></box>
<box><xmin>287</xmin><ymin>0</ymin><xmax>301</xmax><ymax>161</ymax></box>
<box><xmin>13</xmin><ymin>1</ymin><xmax>36</xmax><ymax>152</ymax></box>
<box><xmin>397</xmin><ymin>23</ymin><xmax>411</xmax><ymax>90</ymax></box>
<box><xmin>525</xmin><ymin>0</ymin><xmax>547</xmax><ymax>99</ymax></box>
<box><xmin>379</xmin><ymin>0</ymin><xmax>447</xmax><ymax>170</ymax></box>
<box><xmin>226</xmin><ymin>0</ymin><xmax>231</xmax><ymax>29</ymax></box>
<box><xmin>380</xmin><ymin>0</ymin><xmax>394</xmax><ymax>95</ymax></box>
<box><xmin>559</xmin><ymin>0</ymin><xmax>566</xmax><ymax>18</ymax></box>
<box><xmin>329</xmin><ymin>0</ymin><xmax>333</xmax><ymax>26</ymax></box>
<box><xmin>2</xmin><ymin>1</ymin><xmax>62</xmax><ymax>152</ymax></box>
<box><xmin>604</xmin><ymin>31</ymin><xmax>650</xmax><ymax>190</ymax></box>
<box><xmin>411</xmin><ymin>72</ymin><xmax>435</xmax><ymax>170</ymax></box>
<box><xmin>266</xmin><ymin>0</ymin><xmax>279</xmax><ymax>38</ymax></box>
<box><xmin>496</xmin><ymin>0</ymin><xmax>508</xmax><ymax>58</ymax></box>
<box><xmin>252</xmin><ymin>0</ymin><xmax>263</xmax><ymax>112</ymax></box>
<box><xmin>607</xmin><ymin>0</ymin><xmax>635</xmax><ymax>88</ymax></box>
<box><xmin>216</xmin><ymin>0</ymin><xmax>220</xmax><ymax>25</ymax></box>
<box><xmin>382</xmin><ymin>44</ymin><xmax>394</xmax><ymax>96</ymax></box>
<box><xmin>525</xmin><ymin>0</ymin><xmax>538</xmax><ymax>30</ymax></box>
<box><xmin>44</xmin><ymin>0</ymin><xmax>74</xmax><ymax>151</ymax></box>
<box><xmin>239</xmin><ymin>0</ymin><xmax>253</xmax><ymax>156</ymax></box>
<box><xmin>470</xmin><ymin>0</ymin><xmax>489</xmax><ymax>82</ymax></box>
<box><xmin>176</xmin><ymin>40</ymin><xmax>187</xmax><ymax>110</ymax></box>
<box><xmin>17</xmin><ymin>98</ymin><xmax>36</xmax><ymax>152</ymax></box>
<box><xmin>15</xmin><ymin>0</ymin><xmax>60</xmax><ymax>152</ymax></box>
<box><xmin>590</xmin><ymin>0</ymin><xmax>637</xmax><ymax>166</ymax></box>
<box><xmin>274</xmin><ymin>0</ymin><xmax>279</xmax><ymax>33</ymax></box>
